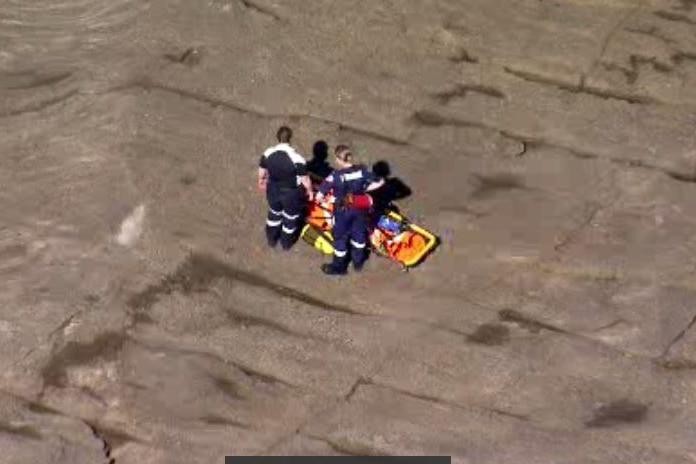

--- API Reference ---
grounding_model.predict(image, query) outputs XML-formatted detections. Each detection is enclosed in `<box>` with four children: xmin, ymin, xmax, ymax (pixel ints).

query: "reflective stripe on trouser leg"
<box><xmin>267</xmin><ymin>208</ymin><xmax>282</xmax><ymax>227</ymax></box>
<box><xmin>349</xmin><ymin>214</ymin><xmax>368</xmax><ymax>266</ymax></box>
<box><xmin>282</xmin><ymin>210</ymin><xmax>300</xmax><ymax>221</ymax></box>
<box><xmin>266</xmin><ymin>210</ymin><xmax>282</xmax><ymax>245</ymax></box>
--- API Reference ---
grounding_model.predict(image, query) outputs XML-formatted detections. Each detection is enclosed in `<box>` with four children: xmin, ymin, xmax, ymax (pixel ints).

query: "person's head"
<box><xmin>372</xmin><ymin>160</ymin><xmax>391</xmax><ymax>178</ymax></box>
<box><xmin>334</xmin><ymin>144</ymin><xmax>354</xmax><ymax>167</ymax></box>
<box><xmin>313</xmin><ymin>140</ymin><xmax>329</xmax><ymax>161</ymax></box>
<box><xmin>276</xmin><ymin>126</ymin><xmax>292</xmax><ymax>144</ymax></box>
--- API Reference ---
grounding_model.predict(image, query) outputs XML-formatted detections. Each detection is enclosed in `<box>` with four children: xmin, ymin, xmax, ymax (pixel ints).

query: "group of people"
<box><xmin>257</xmin><ymin>126</ymin><xmax>385</xmax><ymax>276</ymax></box>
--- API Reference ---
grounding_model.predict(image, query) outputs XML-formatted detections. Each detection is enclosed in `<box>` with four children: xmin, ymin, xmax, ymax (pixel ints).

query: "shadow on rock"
<box><xmin>585</xmin><ymin>399</ymin><xmax>648</xmax><ymax>427</ymax></box>
<box><xmin>467</xmin><ymin>323</ymin><xmax>510</xmax><ymax>346</ymax></box>
<box><xmin>368</xmin><ymin>160</ymin><xmax>413</xmax><ymax>214</ymax></box>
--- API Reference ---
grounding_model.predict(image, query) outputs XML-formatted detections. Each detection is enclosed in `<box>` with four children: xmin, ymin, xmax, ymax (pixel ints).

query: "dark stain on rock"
<box><xmin>40</xmin><ymin>332</ymin><xmax>127</xmax><ymax>388</ymax></box>
<box><xmin>504</xmin><ymin>65</ymin><xmax>653</xmax><ymax>104</ymax></box>
<box><xmin>467</xmin><ymin>323</ymin><xmax>510</xmax><ymax>345</ymax></box>
<box><xmin>484</xmin><ymin>407</ymin><xmax>529</xmax><ymax>421</ymax></box>
<box><xmin>1</xmin><ymin>89</ymin><xmax>80</xmax><ymax>118</ymax></box>
<box><xmin>624</xmin><ymin>26</ymin><xmax>676</xmax><ymax>46</ymax></box>
<box><xmin>498</xmin><ymin>309</ymin><xmax>566</xmax><ymax>335</ymax></box>
<box><xmin>212</xmin><ymin>375</ymin><xmax>246</xmax><ymax>400</ymax></box>
<box><xmin>26</xmin><ymin>401</ymin><xmax>61</xmax><ymax>416</ymax></box>
<box><xmin>678</xmin><ymin>0</ymin><xmax>696</xmax><ymax>11</ymax></box>
<box><xmin>410</xmin><ymin>110</ymin><xmax>484</xmax><ymax>129</ymax></box>
<box><xmin>127</xmin><ymin>253</ymin><xmax>361</xmax><ymax>316</ymax></box>
<box><xmin>324</xmin><ymin>438</ymin><xmax>391</xmax><ymax>457</ymax></box>
<box><xmin>0</xmin><ymin>244</ymin><xmax>26</xmax><ymax>260</ymax></box>
<box><xmin>84</xmin><ymin>294</ymin><xmax>101</xmax><ymax>304</ymax></box>
<box><xmin>164</xmin><ymin>47</ymin><xmax>203</xmax><ymax>66</ymax></box>
<box><xmin>224</xmin><ymin>307</ymin><xmax>313</xmax><ymax>339</ymax></box>
<box><xmin>3</xmin><ymin>70</ymin><xmax>73</xmax><ymax>90</ymax></box>
<box><xmin>133</xmin><ymin>311</ymin><xmax>155</xmax><ymax>325</ymax></box>
<box><xmin>672</xmin><ymin>51</ymin><xmax>696</xmax><ymax>65</ymax></box>
<box><xmin>602</xmin><ymin>55</ymin><xmax>672</xmax><ymax>85</ymax></box>
<box><xmin>655</xmin><ymin>358</ymin><xmax>696</xmax><ymax>370</ymax></box>
<box><xmin>0</xmin><ymin>422</ymin><xmax>42</xmax><ymax>440</ymax></box>
<box><xmin>449</xmin><ymin>48</ymin><xmax>479</xmax><ymax>64</ymax></box>
<box><xmin>433</xmin><ymin>84</ymin><xmax>505</xmax><ymax>104</ymax></box>
<box><xmin>180</xmin><ymin>174</ymin><xmax>197</xmax><ymax>186</ymax></box>
<box><xmin>585</xmin><ymin>400</ymin><xmax>648</xmax><ymax>427</ymax></box>
<box><xmin>654</xmin><ymin>9</ymin><xmax>696</xmax><ymax>24</ymax></box>
<box><xmin>470</xmin><ymin>173</ymin><xmax>526</xmax><ymax>199</ymax></box>
<box><xmin>199</xmin><ymin>414</ymin><xmax>252</xmax><ymax>429</ymax></box>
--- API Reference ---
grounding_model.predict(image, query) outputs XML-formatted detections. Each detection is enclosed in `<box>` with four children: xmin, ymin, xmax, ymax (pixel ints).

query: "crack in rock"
<box><xmin>410</xmin><ymin>109</ymin><xmax>696</xmax><ymax>185</ymax></box>
<box><xmin>498</xmin><ymin>309</ymin><xmax>568</xmax><ymax>335</ymax></box>
<box><xmin>0</xmin><ymin>422</ymin><xmax>42</xmax><ymax>440</ymax></box>
<box><xmin>654</xmin><ymin>10</ymin><xmax>696</xmax><ymax>25</ymax></box>
<box><xmin>199</xmin><ymin>415</ymin><xmax>252</xmax><ymax>429</ymax></box>
<box><xmin>554</xmin><ymin>202</ymin><xmax>603</xmax><ymax>252</ymax></box>
<box><xmin>239</xmin><ymin>0</ymin><xmax>284</xmax><ymax>22</ymax></box>
<box><xmin>344</xmin><ymin>377</ymin><xmax>372</xmax><ymax>401</ymax></box>
<box><xmin>85</xmin><ymin>421</ymin><xmax>115</xmax><ymax>464</ymax></box>
<box><xmin>371</xmin><ymin>381</ymin><xmax>530</xmax><ymax>422</ymax></box>
<box><xmin>624</xmin><ymin>26</ymin><xmax>676</xmax><ymax>46</ymax></box>
<box><xmin>503</xmin><ymin>66</ymin><xmax>654</xmax><ymax>104</ymax></box>
<box><xmin>660</xmin><ymin>310</ymin><xmax>696</xmax><ymax>358</ymax></box>
<box><xmin>433</xmin><ymin>84</ymin><xmax>504</xmax><ymax>104</ymax></box>
<box><xmin>3</xmin><ymin>70</ymin><xmax>74</xmax><ymax>90</ymax></box>
<box><xmin>449</xmin><ymin>47</ymin><xmax>479</xmax><ymax>64</ymax></box>
<box><xmin>109</xmin><ymin>80</ymin><xmax>409</xmax><ymax>147</ymax></box>
<box><xmin>0</xmin><ymin>89</ymin><xmax>80</xmax><ymax>118</ymax></box>
<box><xmin>601</xmin><ymin>55</ymin><xmax>672</xmax><ymax>85</ymax></box>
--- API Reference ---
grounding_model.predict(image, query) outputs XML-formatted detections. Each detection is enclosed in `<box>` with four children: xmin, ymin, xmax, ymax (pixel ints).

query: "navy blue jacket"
<box><xmin>318</xmin><ymin>165</ymin><xmax>378</xmax><ymax>202</ymax></box>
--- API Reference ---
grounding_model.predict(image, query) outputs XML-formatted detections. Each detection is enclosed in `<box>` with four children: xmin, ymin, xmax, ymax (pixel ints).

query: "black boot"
<box><xmin>321</xmin><ymin>263</ymin><xmax>347</xmax><ymax>276</ymax></box>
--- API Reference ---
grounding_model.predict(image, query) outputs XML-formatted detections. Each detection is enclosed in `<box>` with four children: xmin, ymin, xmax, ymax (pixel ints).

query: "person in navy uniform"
<box><xmin>258</xmin><ymin>126</ymin><xmax>313</xmax><ymax>250</ymax></box>
<box><xmin>315</xmin><ymin>145</ymin><xmax>385</xmax><ymax>275</ymax></box>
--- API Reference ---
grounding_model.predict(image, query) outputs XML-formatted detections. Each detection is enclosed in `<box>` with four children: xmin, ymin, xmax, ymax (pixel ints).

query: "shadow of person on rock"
<box><xmin>368</xmin><ymin>160</ymin><xmax>412</xmax><ymax>215</ymax></box>
<box><xmin>307</xmin><ymin>140</ymin><xmax>333</xmax><ymax>187</ymax></box>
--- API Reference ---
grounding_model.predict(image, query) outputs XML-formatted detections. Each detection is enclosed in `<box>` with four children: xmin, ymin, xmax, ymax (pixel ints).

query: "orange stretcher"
<box><xmin>300</xmin><ymin>192</ymin><xmax>439</xmax><ymax>269</ymax></box>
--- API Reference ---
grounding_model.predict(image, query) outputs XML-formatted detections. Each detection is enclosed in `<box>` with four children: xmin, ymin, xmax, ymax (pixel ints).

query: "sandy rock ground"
<box><xmin>1</xmin><ymin>0</ymin><xmax>696</xmax><ymax>463</ymax></box>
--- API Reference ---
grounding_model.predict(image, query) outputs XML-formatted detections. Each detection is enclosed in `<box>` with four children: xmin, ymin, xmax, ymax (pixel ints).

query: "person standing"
<box><xmin>315</xmin><ymin>145</ymin><xmax>384</xmax><ymax>275</ymax></box>
<box><xmin>258</xmin><ymin>126</ymin><xmax>313</xmax><ymax>250</ymax></box>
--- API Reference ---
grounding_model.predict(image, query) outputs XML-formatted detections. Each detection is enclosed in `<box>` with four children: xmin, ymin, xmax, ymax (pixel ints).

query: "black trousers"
<box><xmin>265</xmin><ymin>184</ymin><xmax>304</xmax><ymax>249</ymax></box>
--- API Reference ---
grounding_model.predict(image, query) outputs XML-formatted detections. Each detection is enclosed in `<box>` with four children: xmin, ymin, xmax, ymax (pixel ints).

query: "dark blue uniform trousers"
<box><xmin>266</xmin><ymin>185</ymin><xmax>304</xmax><ymax>249</ymax></box>
<box><xmin>331</xmin><ymin>207</ymin><xmax>368</xmax><ymax>271</ymax></box>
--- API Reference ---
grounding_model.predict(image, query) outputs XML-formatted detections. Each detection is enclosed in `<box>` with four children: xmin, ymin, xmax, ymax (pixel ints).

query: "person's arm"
<box><xmin>365</xmin><ymin>169</ymin><xmax>385</xmax><ymax>192</ymax></box>
<box><xmin>315</xmin><ymin>173</ymin><xmax>335</xmax><ymax>201</ymax></box>
<box><xmin>293</xmin><ymin>157</ymin><xmax>314</xmax><ymax>200</ymax></box>
<box><xmin>300</xmin><ymin>174</ymin><xmax>313</xmax><ymax>200</ymax></box>
<box><xmin>258</xmin><ymin>154</ymin><xmax>269</xmax><ymax>191</ymax></box>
